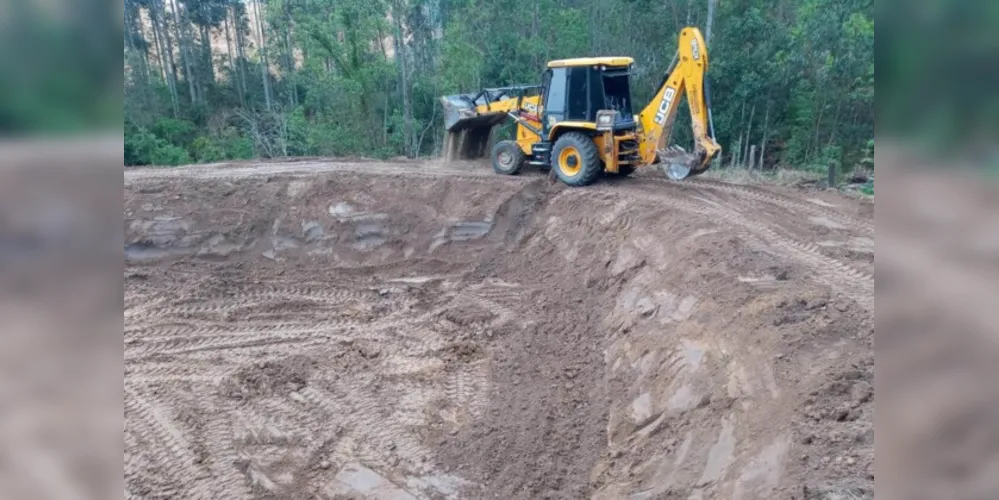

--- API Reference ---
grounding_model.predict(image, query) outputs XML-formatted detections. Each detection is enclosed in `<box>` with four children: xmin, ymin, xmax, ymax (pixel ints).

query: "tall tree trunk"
<box><xmin>826</xmin><ymin>96</ymin><xmax>844</xmax><ymax>148</ymax></box>
<box><xmin>705</xmin><ymin>0</ymin><xmax>717</xmax><ymax>47</ymax></box>
<box><xmin>232</xmin><ymin>8</ymin><xmax>249</xmax><ymax>102</ymax></box>
<box><xmin>252</xmin><ymin>0</ymin><xmax>273</xmax><ymax>111</ymax></box>
<box><xmin>735</xmin><ymin>99</ymin><xmax>746</xmax><ymax>166</ymax></box>
<box><xmin>149</xmin><ymin>4</ymin><xmax>168</xmax><ymax>81</ymax></box>
<box><xmin>222</xmin><ymin>13</ymin><xmax>239</xmax><ymax>101</ymax></box>
<box><xmin>743</xmin><ymin>104</ymin><xmax>756</xmax><ymax>167</ymax></box>
<box><xmin>123</xmin><ymin>4</ymin><xmax>142</xmax><ymax>111</ymax></box>
<box><xmin>198</xmin><ymin>0</ymin><xmax>214</xmax><ymax>87</ymax></box>
<box><xmin>377</xmin><ymin>28</ymin><xmax>390</xmax><ymax>60</ymax></box>
<box><xmin>125</xmin><ymin>5</ymin><xmax>152</xmax><ymax>87</ymax></box>
<box><xmin>201</xmin><ymin>23</ymin><xmax>214</xmax><ymax>85</ymax></box>
<box><xmin>284</xmin><ymin>8</ymin><xmax>296</xmax><ymax>107</ymax></box>
<box><xmin>759</xmin><ymin>101</ymin><xmax>771</xmax><ymax>170</ymax></box>
<box><xmin>223</xmin><ymin>15</ymin><xmax>244</xmax><ymax>106</ymax></box>
<box><xmin>811</xmin><ymin>101</ymin><xmax>826</xmax><ymax>159</ymax></box>
<box><xmin>533</xmin><ymin>3</ymin><xmax>540</xmax><ymax>69</ymax></box>
<box><xmin>151</xmin><ymin>2</ymin><xmax>180</xmax><ymax>116</ymax></box>
<box><xmin>170</xmin><ymin>0</ymin><xmax>198</xmax><ymax>105</ymax></box>
<box><xmin>157</xmin><ymin>1</ymin><xmax>180</xmax><ymax>88</ymax></box>
<box><xmin>668</xmin><ymin>0</ymin><xmax>681</xmax><ymax>33</ymax></box>
<box><xmin>153</xmin><ymin>0</ymin><xmax>180</xmax><ymax>90</ymax></box>
<box><xmin>392</xmin><ymin>0</ymin><xmax>413</xmax><ymax>157</ymax></box>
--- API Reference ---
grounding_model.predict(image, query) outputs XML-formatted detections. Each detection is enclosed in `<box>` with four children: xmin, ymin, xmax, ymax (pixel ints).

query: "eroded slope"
<box><xmin>124</xmin><ymin>162</ymin><xmax>873</xmax><ymax>499</ymax></box>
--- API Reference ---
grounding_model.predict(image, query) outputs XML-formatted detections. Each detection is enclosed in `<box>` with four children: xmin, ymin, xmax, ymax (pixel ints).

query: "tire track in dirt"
<box><xmin>125</xmin><ymin>296</ymin><xmax>170</xmax><ymax>322</ymax></box>
<box><xmin>298</xmin><ymin>385</ymin><xmax>434</xmax><ymax>474</ymax></box>
<box><xmin>392</xmin><ymin>379</ymin><xmax>440</xmax><ymax>427</ymax></box>
<box><xmin>126</xmin><ymin>320</ymin><xmax>319</xmax><ymax>339</ymax></box>
<box><xmin>257</xmin><ymin>396</ymin><xmax>339</xmax><ymax>462</ymax></box>
<box><xmin>125</xmin><ymin>360</ymin><xmax>226</xmax><ymax>384</ymax></box>
<box><xmin>125</xmin><ymin>163</ymin><xmax>873</xmax><ymax>498</ymax></box>
<box><xmin>228</xmin><ymin>405</ymin><xmax>298</xmax><ymax>495</ymax></box>
<box><xmin>201</xmin><ymin>400</ymin><xmax>255</xmax><ymax>500</ymax></box>
<box><xmin>126</xmin><ymin>321</ymin><xmax>432</xmax><ymax>368</ymax></box>
<box><xmin>125</xmin><ymin>389</ymin><xmax>216</xmax><ymax>499</ymax></box>
<box><xmin>125</xmin><ymin>160</ymin><xmax>535</xmax><ymax>187</ymax></box>
<box><xmin>444</xmin><ymin>360</ymin><xmax>491</xmax><ymax>422</ymax></box>
<box><xmin>135</xmin><ymin>298</ymin><xmax>368</xmax><ymax>323</ymax></box>
<box><xmin>125</xmin><ymin>420</ymin><xmax>176</xmax><ymax>500</ymax></box>
<box><xmin>125</xmin><ymin>324</ymin><xmax>362</xmax><ymax>360</ymax></box>
<box><xmin>568</xmin><ymin>188</ymin><xmax>873</xmax><ymax>310</ymax></box>
<box><xmin>198</xmin><ymin>285</ymin><xmax>379</xmax><ymax>305</ymax></box>
<box><xmin>128</xmin><ymin>335</ymin><xmax>330</xmax><ymax>361</ymax></box>
<box><xmin>699</xmin><ymin>199</ymin><xmax>874</xmax><ymax>310</ymax></box>
<box><xmin>646</xmin><ymin>177</ymin><xmax>874</xmax><ymax>235</ymax></box>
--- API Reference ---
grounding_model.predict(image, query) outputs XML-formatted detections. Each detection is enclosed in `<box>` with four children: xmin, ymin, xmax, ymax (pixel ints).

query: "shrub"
<box><xmin>124</xmin><ymin>126</ymin><xmax>191</xmax><ymax>166</ymax></box>
<box><xmin>150</xmin><ymin>143</ymin><xmax>191</xmax><ymax>166</ymax></box>
<box><xmin>151</xmin><ymin>118</ymin><xmax>196</xmax><ymax>147</ymax></box>
<box><xmin>191</xmin><ymin>136</ymin><xmax>226</xmax><ymax>163</ymax></box>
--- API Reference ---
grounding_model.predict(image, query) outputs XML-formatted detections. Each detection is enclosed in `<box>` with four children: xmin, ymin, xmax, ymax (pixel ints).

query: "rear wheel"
<box><xmin>491</xmin><ymin>140</ymin><xmax>525</xmax><ymax>175</ymax></box>
<box><xmin>551</xmin><ymin>132</ymin><xmax>602</xmax><ymax>186</ymax></box>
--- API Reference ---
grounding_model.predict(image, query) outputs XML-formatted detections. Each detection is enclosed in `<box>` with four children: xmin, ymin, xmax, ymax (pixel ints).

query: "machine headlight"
<box><xmin>596</xmin><ymin>110</ymin><xmax>617</xmax><ymax>130</ymax></box>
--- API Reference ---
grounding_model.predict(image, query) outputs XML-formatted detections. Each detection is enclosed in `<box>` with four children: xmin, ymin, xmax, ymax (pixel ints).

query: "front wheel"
<box><xmin>491</xmin><ymin>140</ymin><xmax>525</xmax><ymax>175</ymax></box>
<box><xmin>551</xmin><ymin>132</ymin><xmax>602</xmax><ymax>187</ymax></box>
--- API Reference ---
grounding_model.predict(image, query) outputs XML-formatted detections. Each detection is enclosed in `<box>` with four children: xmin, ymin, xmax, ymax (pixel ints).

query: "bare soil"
<box><xmin>124</xmin><ymin>159</ymin><xmax>873</xmax><ymax>499</ymax></box>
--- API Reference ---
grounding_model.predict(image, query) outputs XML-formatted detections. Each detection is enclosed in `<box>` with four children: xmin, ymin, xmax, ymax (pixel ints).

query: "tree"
<box><xmin>123</xmin><ymin>0</ymin><xmax>874</xmax><ymax>169</ymax></box>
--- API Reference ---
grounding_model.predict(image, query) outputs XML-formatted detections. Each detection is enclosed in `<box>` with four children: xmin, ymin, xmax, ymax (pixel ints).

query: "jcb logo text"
<box><xmin>654</xmin><ymin>88</ymin><xmax>676</xmax><ymax>125</ymax></box>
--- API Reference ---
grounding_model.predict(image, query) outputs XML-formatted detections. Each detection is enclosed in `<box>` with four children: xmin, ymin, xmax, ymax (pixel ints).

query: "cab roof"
<box><xmin>546</xmin><ymin>57</ymin><xmax>634</xmax><ymax>68</ymax></box>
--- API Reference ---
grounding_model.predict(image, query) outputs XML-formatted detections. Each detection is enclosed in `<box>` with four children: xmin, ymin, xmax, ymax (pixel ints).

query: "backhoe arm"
<box><xmin>638</xmin><ymin>27</ymin><xmax>721</xmax><ymax>178</ymax></box>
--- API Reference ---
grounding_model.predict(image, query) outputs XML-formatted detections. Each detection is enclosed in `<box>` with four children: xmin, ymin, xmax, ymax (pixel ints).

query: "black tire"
<box><xmin>491</xmin><ymin>140</ymin><xmax>525</xmax><ymax>175</ymax></box>
<box><xmin>551</xmin><ymin>131</ymin><xmax>602</xmax><ymax>186</ymax></box>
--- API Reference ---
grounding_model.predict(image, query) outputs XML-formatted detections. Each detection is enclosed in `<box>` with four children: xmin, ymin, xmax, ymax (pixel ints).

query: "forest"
<box><xmin>123</xmin><ymin>0</ymin><xmax>874</xmax><ymax>174</ymax></box>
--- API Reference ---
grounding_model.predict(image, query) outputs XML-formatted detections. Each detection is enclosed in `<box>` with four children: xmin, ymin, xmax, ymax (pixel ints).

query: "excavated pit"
<box><xmin>124</xmin><ymin>162</ymin><xmax>874</xmax><ymax>499</ymax></box>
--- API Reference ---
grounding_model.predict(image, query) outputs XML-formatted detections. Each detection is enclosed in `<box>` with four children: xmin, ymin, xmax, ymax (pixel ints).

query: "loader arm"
<box><xmin>637</xmin><ymin>27</ymin><xmax>721</xmax><ymax>177</ymax></box>
<box><xmin>440</xmin><ymin>86</ymin><xmax>542</xmax><ymax>161</ymax></box>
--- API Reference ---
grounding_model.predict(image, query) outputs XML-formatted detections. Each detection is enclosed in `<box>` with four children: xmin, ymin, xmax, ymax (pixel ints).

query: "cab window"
<box><xmin>566</xmin><ymin>67</ymin><xmax>589</xmax><ymax>120</ymax></box>
<box><xmin>544</xmin><ymin>68</ymin><xmax>567</xmax><ymax>115</ymax></box>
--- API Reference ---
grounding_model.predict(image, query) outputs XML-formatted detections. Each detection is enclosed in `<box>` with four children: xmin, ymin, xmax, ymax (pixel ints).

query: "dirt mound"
<box><xmin>124</xmin><ymin>160</ymin><xmax>873</xmax><ymax>499</ymax></box>
<box><xmin>222</xmin><ymin>356</ymin><xmax>315</xmax><ymax>400</ymax></box>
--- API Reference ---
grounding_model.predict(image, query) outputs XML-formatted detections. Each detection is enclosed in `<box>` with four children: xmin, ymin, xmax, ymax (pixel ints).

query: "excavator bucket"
<box><xmin>659</xmin><ymin>147</ymin><xmax>708</xmax><ymax>180</ymax></box>
<box><xmin>441</xmin><ymin>85</ymin><xmax>541</xmax><ymax>161</ymax></box>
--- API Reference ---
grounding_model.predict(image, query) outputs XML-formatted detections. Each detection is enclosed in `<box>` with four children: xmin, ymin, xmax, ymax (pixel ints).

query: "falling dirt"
<box><xmin>124</xmin><ymin>159</ymin><xmax>873</xmax><ymax>499</ymax></box>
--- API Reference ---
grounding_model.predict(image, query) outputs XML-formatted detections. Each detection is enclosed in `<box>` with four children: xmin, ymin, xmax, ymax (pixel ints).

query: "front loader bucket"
<box><xmin>440</xmin><ymin>85</ymin><xmax>541</xmax><ymax>161</ymax></box>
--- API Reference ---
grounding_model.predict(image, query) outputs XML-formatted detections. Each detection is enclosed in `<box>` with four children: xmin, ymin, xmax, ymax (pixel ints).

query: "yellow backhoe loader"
<box><xmin>441</xmin><ymin>27</ymin><xmax>721</xmax><ymax>186</ymax></box>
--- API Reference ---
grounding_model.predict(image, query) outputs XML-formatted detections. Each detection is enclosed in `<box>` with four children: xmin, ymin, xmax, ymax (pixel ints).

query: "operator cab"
<box><xmin>540</xmin><ymin>57</ymin><xmax>636</xmax><ymax>136</ymax></box>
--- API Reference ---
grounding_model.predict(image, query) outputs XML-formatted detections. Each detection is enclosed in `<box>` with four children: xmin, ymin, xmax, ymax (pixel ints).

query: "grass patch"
<box><xmin>701</xmin><ymin>166</ymin><xmax>824</xmax><ymax>186</ymax></box>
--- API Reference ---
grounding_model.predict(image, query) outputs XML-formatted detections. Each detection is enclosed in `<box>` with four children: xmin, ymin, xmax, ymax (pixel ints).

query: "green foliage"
<box><xmin>860</xmin><ymin>139</ymin><xmax>874</xmax><ymax>170</ymax></box>
<box><xmin>123</xmin><ymin>0</ymin><xmax>875</xmax><ymax>170</ymax></box>
<box><xmin>191</xmin><ymin>136</ymin><xmax>226</xmax><ymax>163</ymax></box>
<box><xmin>151</xmin><ymin>143</ymin><xmax>193</xmax><ymax>166</ymax></box>
<box><xmin>191</xmin><ymin>133</ymin><xmax>255</xmax><ymax>163</ymax></box>
<box><xmin>124</xmin><ymin>127</ymin><xmax>161</xmax><ymax>166</ymax></box>
<box><xmin>227</xmin><ymin>136</ymin><xmax>255</xmax><ymax>160</ymax></box>
<box><xmin>125</xmin><ymin>126</ymin><xmax>191</xmax><ymax>166</ymax></box>
<box><xmin>152</xmin><ymin>118</ymin><xmax>197</xmax><ymax>147</ymax></box>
